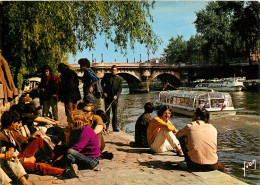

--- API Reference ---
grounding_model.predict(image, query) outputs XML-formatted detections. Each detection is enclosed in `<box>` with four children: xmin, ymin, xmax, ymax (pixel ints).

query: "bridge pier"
<box><xmin>129</xmin><ymin>80</ymin><xmax>150</xmax><ymax>93</ymax></box>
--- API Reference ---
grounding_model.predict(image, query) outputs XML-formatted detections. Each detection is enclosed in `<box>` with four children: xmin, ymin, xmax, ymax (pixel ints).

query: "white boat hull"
<box><xmin>169</xmin><ymin>106</ymin><xmax>236</xmax><ymax>119</ymax></box>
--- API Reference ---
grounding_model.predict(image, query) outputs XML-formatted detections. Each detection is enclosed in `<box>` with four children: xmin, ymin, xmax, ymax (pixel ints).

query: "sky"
<box><xmin>68</xmin><ymin>1</ymin><xmax>208</xmax><ymax>64</ymax></box>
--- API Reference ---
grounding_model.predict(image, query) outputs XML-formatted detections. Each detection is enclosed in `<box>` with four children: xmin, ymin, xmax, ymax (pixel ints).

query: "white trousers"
<box><xmin>0</xmin><ymin>167</ymin><xmax>11</xmax><ymax>185</ymax></box>
<box><xmin>150</xmin><ymin>129</ymin><xmax>180</xmax><ymax>153</ymax></box>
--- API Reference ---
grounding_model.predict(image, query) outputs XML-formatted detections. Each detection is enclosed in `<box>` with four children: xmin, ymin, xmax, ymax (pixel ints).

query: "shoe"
<box><xmin>62</xmin><ymin>163</ymin><xmax>79</xmax><ymax>179</ymax></box>
<box><xmin>113</xmin><ymin>129</ymin><xmax>120</xmax><ymax>132</ymax></box>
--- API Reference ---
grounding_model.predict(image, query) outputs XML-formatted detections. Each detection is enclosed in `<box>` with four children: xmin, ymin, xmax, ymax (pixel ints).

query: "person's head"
<box><xmin>1</xmin><ymin>110</ymin><xmax>21</xmax><ymax>130</ymax></box>
<box><xmin>193</xmin><ymin>108</ymin><xmax>209</xmax><ymax>123</ymax></box>
<box><xmin>67</xmin><ymin>110</ymin><xmax>87</xmax><ymax>130</ymax></box>
<box><xmin>58</xmin><ymin>63</ymin><xmax>68</xmax><ymax>73</ymax></box>
<box><xmin>157</xmin><ymin>105</ymin><xmax>173</xmax><ymax>122</ymax></box>
<box><xmin>78</xmin><ymin>58</ymin><xmax>91</xmax><ymax>71</ymax></box>
<box><xmin>9</xmin><ymin>104</ymin><xmax>25</xmax><ymax>117</ymax></box>
<box><xmin>144</xmin><ymin>102</ymin><xmax>154</xmax><ymax>113</ymax></box>
<box><xmin>111</xmin><ymin>65</ymin><xmax>118</xmax><ymax>76</ymax></box>
<box><xmin>82</xmin><ymin>103</ymin><xmax>95</xmax><ymax>116</ymax></box>
<box><xmin>29</xmin><ymin>89</ymin><xmax>39</xmax><ymax>100</ymax></box>
<box><xmin>96</xmin><ymin>110</ymin><xmax>108</xmax><ymax>125</ymax></box>
<box><xmin>42</xmin><ymin>65</ymin><xmax>52</xmax><ymax>77</ymax></box>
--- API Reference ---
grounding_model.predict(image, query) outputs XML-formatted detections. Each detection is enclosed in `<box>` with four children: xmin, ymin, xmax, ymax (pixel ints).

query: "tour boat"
<box><xmin>155</xmin><ymin>88</ymin><xmax>237</xmax><ymax>118</ymax></box>
<box><xmin>28</xmin><ymin>77</ymin><xmax>41</xmax><ymax>89</ymax></box>
<box><xmin>193</xmin><ymin>77</ymin><xmax>244</xmax><ymax>91</ymax></box>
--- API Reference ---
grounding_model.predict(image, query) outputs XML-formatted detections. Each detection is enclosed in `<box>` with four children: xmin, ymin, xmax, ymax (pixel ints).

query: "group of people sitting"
<box><xmin>0</xmin><ymin>94</ymin><xmax>107</xmax><ymax>185</ymax></box>
<box><xmin>0</xmin><ymin>90</ymin><xmax>226</xmax><ymax>184</ymax></box>
<box><xmin>135</xmin><ymin>103</ymin><xmax>226</xmax><ymax>173</ymax></box>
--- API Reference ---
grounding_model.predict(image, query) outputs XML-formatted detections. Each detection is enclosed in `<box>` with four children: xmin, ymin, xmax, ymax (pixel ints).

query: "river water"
<box><xmin>106</xmin><ymin>89</ymin><xmax>259</xmax><ymax>185</ymax></box>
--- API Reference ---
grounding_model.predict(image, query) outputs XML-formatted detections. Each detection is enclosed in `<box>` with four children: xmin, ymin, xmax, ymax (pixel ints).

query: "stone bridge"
<box><xmin>71</xmin><ymin>62</ymin><xmax>180</xmax><ymax>93</ymax></box>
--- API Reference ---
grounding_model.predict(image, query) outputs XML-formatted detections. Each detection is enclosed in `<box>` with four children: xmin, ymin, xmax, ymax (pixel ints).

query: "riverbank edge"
<box><xmin>27</xmin><ymin>130</ymin><xmax>247</xmax><ymax>185</ymax></box>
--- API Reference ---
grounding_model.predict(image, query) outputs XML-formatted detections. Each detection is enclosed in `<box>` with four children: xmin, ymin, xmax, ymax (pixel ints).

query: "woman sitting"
<box><xmin>147</xmin><ymin>105</ymin><xmax>184</xmax><ymax>156</ymax></box>
<box><xmin>60</xmin><ymin>110</ymin><xmax>100</xmax><ymax>170</ymax></box>
<box><xmin>78</xmin><ymin>102</ymin><xmax>105</xmax><ymax>152</ymax></box>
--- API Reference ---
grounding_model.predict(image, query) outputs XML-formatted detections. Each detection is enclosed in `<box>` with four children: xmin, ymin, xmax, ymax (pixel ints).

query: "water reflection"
<box><xmin>116</xmin><ymin>90</ymin><xmax>260</xmax><ymax>184</ymax></box>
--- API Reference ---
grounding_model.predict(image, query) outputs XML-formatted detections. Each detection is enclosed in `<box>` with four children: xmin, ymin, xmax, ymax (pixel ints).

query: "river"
<box><xmin>105</xmin><ymin>90</ymin><xmax>259</xmax><ymax>185</ymax></box>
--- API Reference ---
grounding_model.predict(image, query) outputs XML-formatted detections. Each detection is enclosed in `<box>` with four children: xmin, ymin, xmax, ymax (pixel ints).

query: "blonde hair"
<box><xmin>68</xmin><ymin>110</ymin><xmax>88</xmax><ymax>129</ymax></box>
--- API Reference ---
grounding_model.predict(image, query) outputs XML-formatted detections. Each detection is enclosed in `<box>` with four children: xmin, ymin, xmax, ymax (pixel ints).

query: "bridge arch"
<box><xmin>149</xmin><ymin>73</ymin><xmax>181</xmax><ymax>91</ymax></box>
<box><xmin>116</xmin><ymin>72</ymin><xmax>143</xmax><ymax>93</ymax></box>
<box><xmin>71</xmin><ymin>63</ymin><xmax>180</xmax><ymax>93</ymax></box>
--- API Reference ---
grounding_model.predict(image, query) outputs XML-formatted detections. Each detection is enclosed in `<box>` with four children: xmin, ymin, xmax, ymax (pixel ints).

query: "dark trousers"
<box><xmin>42</xmin><ymin>96</ymin><xmax>58</xmax><ymax>120</ymax></box>
<box><xmin>66</xmin><ymin>149</ymin><xmax>99</xmax><ymax>170</ymax></box>
<box><xmin>64</xmin><ymin>101</ymin><xmax>77</xmax><ymax>117</ymax></box>
<box><xmin>105</xmin><ymin>99</ymin><xmax>119</xmax><ymax>130</ymax></box>
<box><xmin>179</xmin><ymin>138</ymin><xmax>226</xmax><ymax>173</ymax></box>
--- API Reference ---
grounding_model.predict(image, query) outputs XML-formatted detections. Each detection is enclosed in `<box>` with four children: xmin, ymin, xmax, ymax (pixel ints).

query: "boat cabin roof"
<box><xmin>159</xmin><ymin>90</ymin><xmax>231</xmax><ymax>99</ymax></box>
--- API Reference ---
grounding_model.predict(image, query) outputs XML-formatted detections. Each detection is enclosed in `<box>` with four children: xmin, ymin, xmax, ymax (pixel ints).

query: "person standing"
<box><xmin>78</xmin><ymin>58</ymin><xmax>98</xmax><ymax>104</ymax></box>
<box><xmin>39</xmin><ymin>65</ymin><xmax>59</xmax><ymax>120</ymax></box>
<box><xmin>101</xmin><ymin>65</ymin><xmax>123</xmax><ymax>132</ymax></box>
<box><xmin>58</xmin><ymin>63</ymin><xmax>81</xmax><ymax>117</ymax></box>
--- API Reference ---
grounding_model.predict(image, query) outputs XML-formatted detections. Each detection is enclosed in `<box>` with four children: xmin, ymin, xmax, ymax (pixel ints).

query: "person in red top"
<box><xmin>39</xmin><ymin>65</ymin><xmax>59</xmax><ymax>120</ymax></box>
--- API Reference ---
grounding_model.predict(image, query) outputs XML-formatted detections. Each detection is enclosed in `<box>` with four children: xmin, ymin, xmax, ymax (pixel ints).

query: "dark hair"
<box><xmin>1</xmin><ymin>111</ymin><xmax>20</xmax><ymax>129</ymax></box>
<box><xmin>144</xmin><ymin>102</ymin><xmax>154</xmax><ymax>113</ymax></box>
<box><xmin>29</xmin><ymin>89</ymin><xmax>39</xmax><ymax>99</ymax></box>
<box><xmin>58</xmin><ymin>63</ymin><xmax>68</xmax><ymax>72</ymax></box>
<box><xmin>194</xmin><ymin>108</ymin><xmax>209</xmax><ymax>123</ymax></box>
<box><xmin>111</xmin><ymin>65</ymin><xmax>117</xmax><ymax>69</ymax></box>
<box><xmin>42</xmin><ymin>65</ymin><xmax>52</xmax><ymax>76</ymax></box>
<box><xmin>9</xmin><ymin>104</ymin><xmax>25</xmax><ymax>116</ymax></box>
<box><xmin>157</xmin><ymin>105</ymin><xmax>173</xmax><ymax>118</ymax></box>
<box><xmin>78</xmin><ymin>58</ymin><xmax>91</xmax><ymax>68</ymax></box>
<box><xmin>77</xmin><ymin>101</ymin><xmax>86</xmax><ymax>110</ymax></box>
<box><xmin>96</xmin><ymin>110</ymin><xmax>108</xmax><ymax>124</ymax></box>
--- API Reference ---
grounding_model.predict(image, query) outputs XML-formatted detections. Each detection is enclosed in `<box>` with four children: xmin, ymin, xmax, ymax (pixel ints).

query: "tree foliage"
<box><xmin>0</xmin><ymin>1</ymin><xmax>161</xmax><ymax>88</ymax></box>
<box><xmin>163</xmin><ymin>1</ymin><xmax>259</xmax><ymax>65</ymax></box>
<box><xmin>163</xmin><ymin>35</ymin><xmax>187</xmax><ymax>64</ymax></box>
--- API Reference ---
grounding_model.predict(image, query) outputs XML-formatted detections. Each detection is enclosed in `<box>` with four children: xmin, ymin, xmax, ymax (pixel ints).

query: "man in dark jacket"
<box><xmin>101</xmin><ymin>65</ymin><xmax>123</xmax><ymax>132</ymax></box>
<box><xmin>78</xmin><ymin>58</ymin><xmax>98</xmax><ymax>104</ymax></box>
<box><xmin>58</xmin><ymin>63</ymin><xmax>81</xmax><ymax>117</ymax></box>
<box><xmin>135</xmin><ymin>102</ymin><xmax>154</xmax><ymax>147</ymax></box>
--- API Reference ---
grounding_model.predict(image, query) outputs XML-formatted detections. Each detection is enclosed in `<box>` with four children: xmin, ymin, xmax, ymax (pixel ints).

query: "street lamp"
<box><xmin>101</xmin><ymin>54</ymin><xmax>103</xmax><ymax>63</ymax></box>
<box><xmin>140</xmin><ymin>54</ymin><xmax>141</xmax><ymax>63</ymax></box>
<box><xmin>92</xmin><ymin>54</ymin><xmax>94</xmax><ymax>63</ymax></box>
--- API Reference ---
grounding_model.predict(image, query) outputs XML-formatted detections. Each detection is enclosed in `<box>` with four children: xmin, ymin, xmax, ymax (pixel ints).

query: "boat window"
<box><xmin>223</xmin><ymin>94</ymin><xmax>233</xmax><ymax>107</ymax></box>
<box><xmin>209</xmin><ymin>93</ymin><xmax>223</xmax><ymax>99</ymax></box>
<box><xmin>180</xmin><ymin>98</ymin><xmax>185</xmax><ymax>106</ymax></box>
<box><xmin>170</xmin><ymin>97</ymin><xmax>174</xmax><ymax>104</ymax></box>
<box><xmin>198</xmin><ymin>94</ymin><xmax>210</xmax><ymax>108</ymax></box>
<box><xmin>211</xmin><ymin>99</ymin><xmax>224</xmax><ymax>108</ymax></box>
<box><xmin>176</xmin><ymin>98</ymin><xmax>180</xmax><ymax>105</ymax></box>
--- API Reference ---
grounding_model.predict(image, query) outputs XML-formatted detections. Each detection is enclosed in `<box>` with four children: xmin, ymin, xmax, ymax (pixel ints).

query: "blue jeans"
<box><xmin>66</xmin><ymin>149</ymin><xmax>99</xmax><ymax>170</ymax></box>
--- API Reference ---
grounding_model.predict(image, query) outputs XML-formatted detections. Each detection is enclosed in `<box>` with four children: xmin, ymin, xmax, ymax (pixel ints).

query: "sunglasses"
<box><xmin>83</xmin><ymin>110</ymin><xmax>92</xmax><ymax>113</ymax></box>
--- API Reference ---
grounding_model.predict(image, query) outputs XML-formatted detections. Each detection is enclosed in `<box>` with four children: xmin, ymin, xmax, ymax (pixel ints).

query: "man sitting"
<box><xmin>176</xmin><ymin>108</ymin><xmax>226</xmax><ymax>172</ymax></box>
<box><xmin>134</xmin><ymin>102</ymin><xmax>154</xmax><ymax>147</ymax></box>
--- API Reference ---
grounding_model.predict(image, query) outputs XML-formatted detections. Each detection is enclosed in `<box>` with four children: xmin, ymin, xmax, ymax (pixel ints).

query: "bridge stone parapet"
<box><xmin>71</xmin><ymin>62</ymin><xmax>180</xmax><ymax>93</ymax></box>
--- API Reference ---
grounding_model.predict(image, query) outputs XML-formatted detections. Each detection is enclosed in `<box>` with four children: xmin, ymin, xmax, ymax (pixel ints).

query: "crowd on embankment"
<box><xmin>0</xmin><ymin>55</ymin><xmax>230</xmax><ymax>185</ymax></box>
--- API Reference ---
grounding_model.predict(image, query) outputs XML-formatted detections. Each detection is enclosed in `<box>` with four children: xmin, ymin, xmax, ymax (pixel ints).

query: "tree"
<box><xmin>217</xmin><ymin>1</ymin><xmax>260</xmax><ymax>65</ymax></box>
<box><xmin>163</xmin><ymin>35</ymin><xmax>187</xmax><ymax>64</ymax></box>
<box><xmin>186</xmin><ymin>34</ymin><xmax>207</xmax><ymax>64</ymax></box>
<box><xmin>1</xmin><ymin>1</ymin><xmax>161</xmax><ymax>88</ymax></box>
<box><xmin>194</xmin><ymin>2</ymin><xmax>234</xmax><ymax>65</ymax></box>
<box><xmin>194</xmin><ymin>1</ymin><xmax>260</xmax><ymax>65</ymax></box>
